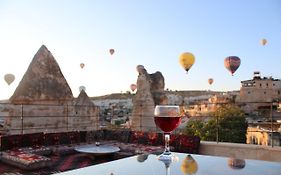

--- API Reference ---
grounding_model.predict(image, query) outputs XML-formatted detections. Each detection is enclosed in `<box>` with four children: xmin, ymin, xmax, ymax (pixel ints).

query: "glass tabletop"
<box><xmin>55</xmin><ymin>152</ymin><xmax>281</xmax><ymax>175</ymax></box>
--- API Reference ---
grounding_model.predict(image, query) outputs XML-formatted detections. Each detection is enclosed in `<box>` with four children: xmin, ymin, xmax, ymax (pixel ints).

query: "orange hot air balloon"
<box><xmin>224</xmin><ymin>56</ymin><xmax>241</xmax><ymax>76</ymax></box>
<box><xmin>4</xmin><ymin>73</ymin><xmax>15</xmax><ymax>85</ymax></box>
<box><xmin>130</xmin><ymin>84</ymin><xmax>137</xmax><ymax>92</ymax></box>
<box><xmin>208</xmin><ymin>78</ymin><xmax>214</xmax><ymax>85</ymax></box>
<box><xmin>109</xmin><ymin>49</ymin><xmax>115</xmax><ymax>55</ymax></box>
<box><xmin>260</xmin><ymin>38</ymin><xmax>267</xmax><ymax>46</ymax></box>
<box><xmin>80</xmin><ymin>63</ymin><xmax>85</xmax><ymax>69</ymax></box>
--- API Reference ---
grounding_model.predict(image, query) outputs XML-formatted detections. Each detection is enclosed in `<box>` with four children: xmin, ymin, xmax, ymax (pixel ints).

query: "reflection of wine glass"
<box><xmin>154</xmin><ymin>105</ymin><xmax>181</xmax><ymax>160</ymax></box>
<box><xmin>158</xmin><ymin>155</ymin><xmax>179</xmax><ymax>175</ymax></box>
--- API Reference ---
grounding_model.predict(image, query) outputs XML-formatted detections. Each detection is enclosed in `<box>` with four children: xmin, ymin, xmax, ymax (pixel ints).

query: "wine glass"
<box><xmin>154</xmin><ymin>105</ymin><xmax>181</xmax><ymax>161</ymax></box>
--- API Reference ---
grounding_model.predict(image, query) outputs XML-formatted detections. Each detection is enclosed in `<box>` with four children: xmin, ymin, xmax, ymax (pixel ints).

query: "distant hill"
<box><xmin>90</xmin><ymin>90</ymin><xmax>238</xmax><ymax>100</ymax></box>
<box><xmin>90</xmin><ymin>93</ymin><xmax>134</xmax><ymax>100</ymax></box>
<box><xmin>167</xmin><ymin>90</ymin><xmax>223</xmax><ymax>97</ymax></box>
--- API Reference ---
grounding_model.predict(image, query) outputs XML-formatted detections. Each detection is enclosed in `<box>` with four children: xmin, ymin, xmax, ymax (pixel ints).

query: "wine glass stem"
<box><xmin>164</xmin><ymin>133</ymin><xmax>170</xmax><ymax>153</ymax></box>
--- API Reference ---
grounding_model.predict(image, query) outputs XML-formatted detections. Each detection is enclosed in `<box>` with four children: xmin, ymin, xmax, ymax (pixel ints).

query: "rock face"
<box><xmin>3</xmin><ymin>45</ymin><xmax>99</xmax><ymax>134</ymax></box>
<box><xmin>10</xmin><ymin>45</ymin><xmax>73</xmax><ymax>104</ymax></box>
<box><xmin>70</xmin><ymin>90</ymin><xmax>99</xmax><ymax>131</ymax></box>
<box><xmin>131</xmin><ymin>65</ymin><xmax>167</xmax><ymax>131</ymax></box>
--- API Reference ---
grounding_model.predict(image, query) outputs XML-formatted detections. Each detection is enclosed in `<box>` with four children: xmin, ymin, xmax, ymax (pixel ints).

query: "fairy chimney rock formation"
<box><xmin>131</xmin><ymin>65</ymin><xmax>167</xmax><ymax>131</ymax></box>
<box><xmin>73</xmin><ymin>89</ymin><xmax>95</xmax><ymax>106</ymax></box>
<box><xmin>10</xmin><ymin>45</ymin><xmax>73</xmax><ymax>104</ymax></box>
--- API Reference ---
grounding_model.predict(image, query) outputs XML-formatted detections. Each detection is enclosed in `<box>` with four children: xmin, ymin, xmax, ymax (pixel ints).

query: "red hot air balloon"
<box><xmin>130</xmin><ymin>84</ymin><xmax>137</xmax><ymax>92</ymax></box>
<box><xmin>208</xmin><ymin>78</ymin><xmax>214</xmax><ymax>85</ymax></box>
<box><xmin>224</xmin><ymin>56</ymin><xmax>241</xmax><ymax>76</ymax></box>
<box><xmin>109</xmin><ymin>49</ymin><xmax>115</xmax><ymax>55</ymax></box>
<box><xmin>80</xmin><ymin>63</ymin><xmax>85</xmax><ymax>69</ymax></box>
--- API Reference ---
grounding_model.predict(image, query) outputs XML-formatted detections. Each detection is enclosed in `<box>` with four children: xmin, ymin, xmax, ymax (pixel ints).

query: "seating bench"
<box><xmin>1</xmin><ymin>149</ymin><xmax>52</xmax><ymax>170</ymax></box>
<box><xmin>0</xmin><ymin>129</ymin><xmax>200</xmax><ymax>170</ymax></box>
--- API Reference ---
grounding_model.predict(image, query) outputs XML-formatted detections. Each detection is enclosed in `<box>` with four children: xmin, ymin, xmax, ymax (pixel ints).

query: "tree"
<box><xmin>184</xmin><ymin>104</ymin><xmax>248</xmax><ymax>143</ymax></box>
<box><xmin>213</xmin><ymin>104</ymin><xmax>248</xmax><ymax>143</ymax></box>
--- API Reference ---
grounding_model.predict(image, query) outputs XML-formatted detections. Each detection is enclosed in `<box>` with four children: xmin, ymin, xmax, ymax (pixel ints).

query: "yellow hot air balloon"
<box><xmin>80</xmin><ymin>63</ymin><xmax>85</xmax><ymax>69</ymax></box>
<box><xmin>181</xmin><ymin>154</ymin><xmax>198</xmax><ymax>175</ymax></box>
<box><xmin>179</xmin><ymin>52</ymin><xmax>195</xmax><ymax>73</ymax></box>
<box><xmin>4</xmin><ymin>73</ymin><xmax>15</xmax><ymax>85</ymax></box>
<box><xmin>208</xmin><ymin>78</ymin><xmax>214</xmax><ymax>85</ymax></box>
<box><xmin>260</xmin><ymin>38</ymin><xmax>267</xmax><ymax>46</ymax></box>
<box><xmin>109</xmin><ymin>49</ymin><xmax>115</xmax><ymax>55</ymax></box>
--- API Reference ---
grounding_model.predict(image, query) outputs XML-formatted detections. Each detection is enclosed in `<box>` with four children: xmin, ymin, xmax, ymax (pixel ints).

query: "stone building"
<box><xmin>247</xmin><ymin>125</ymin><xmax>281</xmax><ymax>146</ymax></box>
<box><xmin>185</xmin><ymin>93</ymin><xmax>235</xmax><ymax>117</ymax></box>
<box><xmin>0</xmin><ymin>45</ymin><xmax>99</xmax><ymax>135</ymax></box>
<box><xmin>239</xmin><ymin>72</ymin><xmax>281</xmax><ymax>114</ymax></box>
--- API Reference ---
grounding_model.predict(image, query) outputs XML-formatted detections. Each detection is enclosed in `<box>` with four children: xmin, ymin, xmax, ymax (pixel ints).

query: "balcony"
<box><xmin>0</xmin><ymin>103</ymin><xmax>280</xmax><ymax>174</ymax></box>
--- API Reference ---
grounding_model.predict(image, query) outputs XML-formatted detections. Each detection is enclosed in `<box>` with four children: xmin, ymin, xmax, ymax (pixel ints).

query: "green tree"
<box><xmin>214</xmin><ymin>104</ymin><xmax>248</xmax><ymax>143</ymax></box>
<box><xmin>184</xmin><ymin>104</ymin><xmax>248</xmax><ymax>143</ymax></box>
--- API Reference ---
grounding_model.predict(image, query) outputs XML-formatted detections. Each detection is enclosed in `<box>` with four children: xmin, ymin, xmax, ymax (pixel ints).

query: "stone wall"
<box><xmin>1</xmin><ymin>102</ymin><xmax>99</xmax><ymax>135</ymax></box>
<box><xmin>199</xmin><ymin>141</ymin><xmax>281</xmax><ymax>162</ymax></box>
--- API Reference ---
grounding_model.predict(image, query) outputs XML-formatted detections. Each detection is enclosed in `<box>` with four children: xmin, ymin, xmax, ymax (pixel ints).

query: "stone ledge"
<box><xmin>199</xmin><ymin>141</ymin><xmax>281</xmax><ymax>162</ymax></box>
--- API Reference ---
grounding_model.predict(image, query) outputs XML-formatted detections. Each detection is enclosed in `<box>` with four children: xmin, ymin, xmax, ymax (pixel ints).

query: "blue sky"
<box><xmin>0</xmin><ymin>0</ymin><xmax>280</xmax><ymax>99</ymax></box>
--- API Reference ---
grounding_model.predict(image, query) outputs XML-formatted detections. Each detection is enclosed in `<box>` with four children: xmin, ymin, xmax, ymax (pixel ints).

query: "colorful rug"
<box><xmin>0</xmin><ymin>153</ymin><xmax>118</xmax><ymax>175</ymax></box>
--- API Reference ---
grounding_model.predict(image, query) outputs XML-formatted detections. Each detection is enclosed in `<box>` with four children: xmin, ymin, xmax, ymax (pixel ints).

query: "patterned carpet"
<box><xmin>0</xmin><ymin>153</ymin><xmax>119</xmax><ymax>175</ymax></box>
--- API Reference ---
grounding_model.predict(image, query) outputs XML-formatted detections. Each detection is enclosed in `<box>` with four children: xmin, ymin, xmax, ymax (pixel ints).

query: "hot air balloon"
<box><xmin>227</xmin><ymin>158</ymin><xmax>246</xmax><ymax>169</ymax></box>
<box><xmin>136</xmin><ymin>65</ymin><xmax>145</xmax><ymax>73</ymax></box>
<box><xmin>109</xmin><ymin>49</ymin><xmax>115</xmax><ymax>55</ymax></box>
<box><xmin>130</xmin><ymin>84</ymin><xmax>137</xmax><ymax>92</ymax></box>
<box><xmin>224</xmin><ymin>56</ymin><xmax>241</xmax><ymax>76</ymax></box>
<box><xmin>208</xmin><ymin>78</ymin><xmax>214</xmax><ymax>85</ymax></box>
<box><xmin>137</xmin><ymin>154</ymin><xmax>148</xmax><ymax>162</ymax></box>
<box><xmin>181</xmin><ymin>154</ymin><xmax>198</xmax><ymax>175</ymax></box>
<box><xmin>260</xmin><ymin>38</ymin><xmax>267</xmax><ymax>46</ymax></box>
<box><xmin>79</xmin><ymin>86</ymin><xmax>86</xmax><ymax>92</ymax></box>
<box><xmin>179</xmin><ymin>52</ymin><xmax>195</xmax><ymax>73</ymax></box>
<box><xmin>80</xmin><ymin>63</ymin><xmax>85</xmax><ymax>69</ymax></box>
<box><xmin>4</xmin><ymin>74</ymin><xmax>15</xmax><ymax>85</ymax></box>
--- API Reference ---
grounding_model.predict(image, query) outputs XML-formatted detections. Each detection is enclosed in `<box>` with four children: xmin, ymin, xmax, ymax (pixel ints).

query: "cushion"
<box><xmin>1</xmin><ymin>150</ymin><xmax>52</xmax><ymax>170</ymax></box>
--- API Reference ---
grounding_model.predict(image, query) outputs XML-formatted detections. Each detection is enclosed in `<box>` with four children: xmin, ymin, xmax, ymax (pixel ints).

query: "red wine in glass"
<box><xmin>154</xmin><ymin>116</ymin><xmax>181</xmax><ymax>133</ymax></box>
<box><xmin>154</xmin><ymin>105</ymin><xmax>181</xmax><ymax>161</ymax></box>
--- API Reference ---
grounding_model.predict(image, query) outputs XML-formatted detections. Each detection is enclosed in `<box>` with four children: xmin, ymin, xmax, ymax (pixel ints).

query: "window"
<box><xmin>264</xmin><ymin>91</ymin><xmax>266</xmax><ymax>94</ymax></box>
<box><xmin>278</xmin><ymin>90</ymin><xmax>280</xmax><ymax>95</ymax></box>
<box><xmin>248</xmin><ymin>91</ymin><xmax>251</xmax><ymax>94</ymax></box>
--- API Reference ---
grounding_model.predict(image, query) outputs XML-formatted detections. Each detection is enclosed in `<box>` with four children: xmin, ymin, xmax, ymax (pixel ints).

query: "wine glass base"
<box><xmin>157</xmin><ymin>154</ymin><xmax>172</xmax><ymax>168</ymax></box>
<box><xmin>157</xmin><ymin>153</ymin><xmax>179</xmax><ymax>168</ymax></box>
